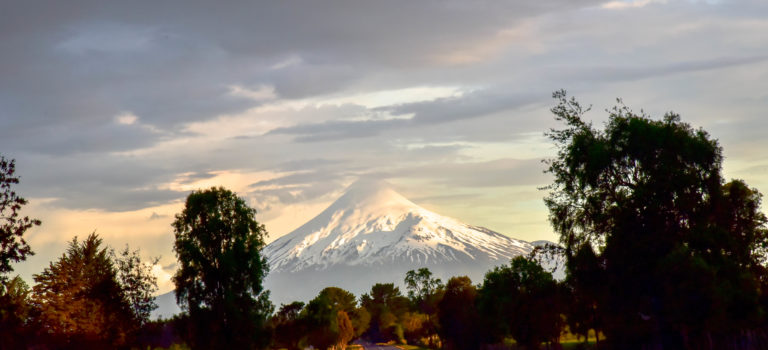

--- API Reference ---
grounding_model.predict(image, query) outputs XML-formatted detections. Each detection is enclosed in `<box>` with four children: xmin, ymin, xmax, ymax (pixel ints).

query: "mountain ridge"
<box><xmin>264</xmin><ymin>179</ymin><xmax>533</xmax><ymax>273</ymax></box>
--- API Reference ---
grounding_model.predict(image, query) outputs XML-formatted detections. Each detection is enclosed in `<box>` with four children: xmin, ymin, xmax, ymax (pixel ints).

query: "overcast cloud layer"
<box><xmin>3</xmin><ymin>0</ymin><xmax>768</xmax><ymax>292</ymax></box>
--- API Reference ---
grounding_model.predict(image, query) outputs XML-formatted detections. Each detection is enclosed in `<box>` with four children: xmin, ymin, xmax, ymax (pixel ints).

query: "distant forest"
<box><xmin>2</xmin><ymin>91</ymin><xmax>768</xmax><ymax>350</ymax></box>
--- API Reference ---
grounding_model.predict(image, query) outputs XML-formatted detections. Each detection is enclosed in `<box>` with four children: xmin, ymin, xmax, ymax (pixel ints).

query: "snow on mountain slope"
<box><xmin>263</xmin><ymin>179</ymin><xmax>536</xmax><ymax>305</ymax></box>
<box><xmin>153</xmin><ymin>179</ymin><xmax>540</xmax><ymax>318</ymax></box>
<box><xmin>264</xmin><ymin>179</ymin><xmax>533</xmax><ymax>273</ymax></box>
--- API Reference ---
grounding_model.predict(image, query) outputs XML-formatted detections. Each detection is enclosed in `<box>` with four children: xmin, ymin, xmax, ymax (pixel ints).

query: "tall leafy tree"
<box><xmin>562</xmin><ymin>244</ymin><xmax>604</xmax><ymax>345</ymax></box>
<box><xmin>437</xmin><ymin>276</ymin><xmax>484</xmax><ymax>350</ymax></box>
<box><xmin>31</xmin><ymin>233</ymin><xmax>133</xmax><ymax>347</ymax></box>
<box><xmin>544</xmin><ymin>90</ymin><xmax>768</xmax><ymax>347</ymax></box>
<box><xmin>478</xmin><ymin>256</ymin><xmax>564</xmax><ymax>349</ymax></box>
<box><xmin>404</xmin><ymin>267</ymin><xmax>443</xmax><ymax>313</ymax></box>
<box><xmin>360</xmin><ymin>283</ymin><xmax>409</xmax><ymax>342</ymax></box>
<box><xmin>172</xmin><ymin>187</ymin><xmax>272</xmax><ymax>350</ymax></box>
<box><xmin>0</xmin><ymin>155</ymin><xmax>40</xmax><ymax>282</ymax></box>
<box><xmin>271</xmin><ymin>302</ymin><xmax>306</xmax><ymax>350</ymax></box>
<box><xmin>404</xmin><ymin>268</ymin><xmax>443</xmax><ymax>346</ymax></box>
<box><xmin>112</xmin><ymin>245</ymin><xmax>159</xmax><ymax>327</ymax></box>
<box><xmin>303</xmin><ymin>289</ymin><xmax>358</xmax><ymax>350</ymax></box>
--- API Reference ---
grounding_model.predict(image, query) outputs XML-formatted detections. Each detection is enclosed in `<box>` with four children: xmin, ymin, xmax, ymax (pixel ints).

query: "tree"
<box><xmin>303</xmin><ymin>290</ymin><xmax>358</xmax><ymax>350</ymax></box>
<box><xmin>271</xmin><ymin>302</ymin><xmax>306</xmax><ymax>350</ymax></box>
<box><xmin>336</xmin><ymin>310</ymin><xmax>355</xmax><ymax>350</ymax></box>
<box><xmin>478</xmin><ymin>256</ymin><xmax>564</xmax><ymax>349</ymax></box>
<box><xmin>0</xmin><ymin>276</ymin><xmax>34</xmax><ymax>349</ymax></box>
<box><xmin>112</xmin><ymin>245</ymin><xmax>159</xmax><ymax>328</ymax></box>
<box><xmin>404</xmin><ymin>268</ymin><xmax>443</xmax><ymax>347</ymax></box>
<box><xmin>562</xmin><ymin>244</ymin><xmax>604</xmax><ymax>345</ymax></box>
<box><xmin>544</xmin><ymin>90</ymin><xmax>768</xmax><ymax>348</ymax></box>
<box><xmin>31</xmin><ymin>233</ymin><xmax>134</xmax><ymax>347</ymax></box>
<box><xmin>405</xmin><ymin>268</ymin><xmax>442</xmax><ymax>303</ymax></box>
<box><xmin>437</xmin><ymin>276</ymin><xmax>484</xmax><ymax>350</ymax></box>
<box><xmin>302</xmin><ymin>287</ymin><xmax>365</xmax><ymax>349</ymax></box>
<box><xmin>0</xmin><ymin>155</ymin><xmax>41</xmax><ymax>282</ymax></box>
<box><xmin>360</xmin><ymin>283</ymin><xmax>410</xmax><ymax>342</ymax></box>
<box><xmin>317</xmin><ymin>286</ymin><xmax>358</xmax><ymax>313</ymax></box>
<box><xmin>172</xmin><ymin>186</ymin><xmax>273</xmax><ymax>350</ymax></box>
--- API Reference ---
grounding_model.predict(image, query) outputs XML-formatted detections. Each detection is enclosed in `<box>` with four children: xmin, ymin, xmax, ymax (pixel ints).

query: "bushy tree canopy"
<box><xmin>478</xmin><ymin>256</ymin><xmax>563</xmax><ymax>349</ymax></box>
<box><xmin>361</xmin><ymin>283</ymin><xmax>409</xmax><ymax>342</ymax></box>
<box><xmin>545</xmin><ymin>90</ymin><xmax>768</xmax><ymax>347</ymax></box>
<box><xmin>31</xmin><ymin>234</ymin><xmax>134</xmax><ymax>347</ymax></box>
<box><xmin>172</xmin><ymin>187</ymin><xmax>272</xmax><ymax>349</ymax></box>
<box><xmin>0</xmin><ymin>276</ymin><xmax>33</xmax><ymax>349</ymax></box>
<box><xmin>437</xmin><ymin>276</ymin><xmax>483</xmax><ymax>350</ymax></box>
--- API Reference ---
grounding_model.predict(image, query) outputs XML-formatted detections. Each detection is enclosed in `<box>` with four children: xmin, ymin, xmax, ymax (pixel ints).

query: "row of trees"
<box><xmin>267</xmin><ymin>258</ymin><xmax>564</xmax><ymax>350</ymax></box>
<box><xmin>0</xmin><ymin>156</ymin><xmax>160</xmax><ymax>349</ymax></box>
<box><xmin>264</xmin><ymin>91</ymin><xmax>768</xmax><ymax>349</ymax></box>
<box><xmin>3</xmin><ymin>90</ymin><xmax>768</xmax><ymax>349</ymax></box>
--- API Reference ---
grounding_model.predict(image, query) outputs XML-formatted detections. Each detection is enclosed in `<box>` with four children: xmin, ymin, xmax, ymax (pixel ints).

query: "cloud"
<box><xmin>4</xmin><ymin>0</ymin><xmax>768</xmax><ymax>287</ymax></box>
<box><xmin>267</xmin><ymin>90</ymin><xmax>542</xmax><ymax>141</ymax></box>
<box><xmin>602</xmin><ymin>0</ymin><xmax>667</xmax><ymax>10</ymax></box>
<box><xmin>148</xmin><ymin>212</ymin><xmax>167</xmax><ymax>220</ymax></box>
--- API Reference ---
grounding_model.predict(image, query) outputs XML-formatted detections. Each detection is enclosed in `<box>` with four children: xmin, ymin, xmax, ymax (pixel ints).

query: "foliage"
<box><xmin>405</xmin><ymin>268</ymin><xmax>443</xmax><ymax>311</ymax></box>
<box><xmin>404</xmin><ymin>268</ymin><xmax>443</xmax><ymax>347</ymax></box>
<box><xmin>437</xmin><ymin>276</ymin><xmax>484</xmax><ymax>350</ymax></box>
<box><xmin>349</xmin><ymin>305</ymin><xmax>371</xmax><ymax>338</ymax></box>
<box><xmin>561</xmin><ymin>243</ymin><xmax>606</xmax><ymax>347</ymax></box>
<box><xmin>172</xmin><ymin>187</ymin><xmax>273</xmax><ymax>349</ymax></box>
<box><xmin>478</xmin><ymin>256</ymin><xmax>564</xmax><ymax>349</ymax></box>
<box><xmin>112</xmin><ymin>245</ymin><xmax>159</xmax><ymax>327</ymax></box>
<box><xmin>0</xmin><ymin>155</ymin><xmax>41</xmax><ymax>282</ymax></box>
<box><xmin>360</xmin><ymin>282</ymin><xmax>410</xmax><ymax>342</ymax></box>
<box><xmin>0</xmin><ymin>276</ymin><xmax>34</xmax><ymax>349</ymax></box>
<box><xmin>31</xmin><ymin>233</ymin><xmax>134</xmax><ymax>347</ymax></box>
<box><xmin>271</xmin><ymin>302</ymin><xmax>306</xmax><ymax>350</ymax></box>
<box><xmin>337</xmin><ymin>310</ymin><xmax>355</xmax><ymax>349</ymax></box>
<box><xmin>544</xmin><ymin>90</ymin><xmax>768</xmax><ymax>347</ymax></box>
<box><xmin>318</xmin><ymin>286</ymin><xmax>358</xmax><ymax>313</ymax></box>
<box><xmin>295</xmin><ymin>287</ymin><xmax>369</xmax><ymax>349</ymax></box>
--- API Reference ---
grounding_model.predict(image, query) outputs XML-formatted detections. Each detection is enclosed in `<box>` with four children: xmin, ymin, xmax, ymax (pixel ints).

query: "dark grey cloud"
<box><xmin>1</xmin><ymin>0</ymin><xmax>604</xmax><ymax>156</ymax></box>
<box><xmin>267</xmin><ymin>90</ymin><xmax>542</xmax><ymax>141</ymax></box>
<box><xmin>553</xmin><ymin>55</ymin><xmax>768</xmax><ymax>85</ymax></box>
<box><xmin>14</xmin><ymin>153</ymin><xmax>185</xmax><ymax>211</ymax></box>
<box><xmin>2</xmin><ymin>0</ymin><xmax>768</xmax><ymax>217</ymax></box>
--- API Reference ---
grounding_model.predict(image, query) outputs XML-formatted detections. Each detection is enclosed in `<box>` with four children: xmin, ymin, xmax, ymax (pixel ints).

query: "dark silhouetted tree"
<box><xmin>0</xmin><ymin>276</ymin><xmax>34</xmax><ymax>349</ymax></box>
<box><xmin>437</xmin><ymin>276</ymin><xmax>484</xmax><ymax>350</ymax></box>
<box><xmin>478</xmin><ymin>256</ymin><xmax>564</xmax><ymax>349</ymax></box>
<box><xmin>272</xmin><ymin>301</ymin><xmax>306</xmax><ymax>350</ymax></box>
<box><xmin>172</xmin><ymin>187</ymin><xmax>273</xmax><ymax>350</ymax></box>
<box><xmin>0</xmin><ymin>155</ymin><xmax>40</xmax><ymax>282</ymax></box>
<box><xmin>563</xmin><ymin>244</ymin><xmax>604</xmax><ymax>345</ymax></box>
<box><xmin>545</xmin><ymin>90</ymin><xmax>768</xmax><ymax>348</ymax></box>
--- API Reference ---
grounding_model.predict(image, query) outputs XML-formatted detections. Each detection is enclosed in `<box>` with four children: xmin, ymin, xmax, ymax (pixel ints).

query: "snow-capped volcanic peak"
<box><xmin>265</xmin><ymin>179</ymin><xmax>533</xmax><ymax>273</ymax></box>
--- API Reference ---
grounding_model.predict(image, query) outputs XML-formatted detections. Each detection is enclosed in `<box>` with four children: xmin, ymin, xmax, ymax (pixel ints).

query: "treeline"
<box><xmin>3</xmin><ymin>91</ymin><xmax>768</xmax><ymax>350</ymax></box>
<box><xmin>264</xmin><ymin>260</ymin><xmax>566</xmax><ymax>350</ymax></box>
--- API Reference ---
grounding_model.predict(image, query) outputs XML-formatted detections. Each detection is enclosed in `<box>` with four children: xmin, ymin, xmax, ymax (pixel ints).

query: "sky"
<box><xmin>2</xmin><ymin>0</ymin><xmax>768</xmax><ymax>294</ymax></box>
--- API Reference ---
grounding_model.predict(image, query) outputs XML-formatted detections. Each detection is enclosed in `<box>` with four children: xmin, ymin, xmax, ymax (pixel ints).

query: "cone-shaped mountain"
<box><xmin>263</xmin><ymin>180</ymin><xmax>535</xmax><ymax>304</ymax></box>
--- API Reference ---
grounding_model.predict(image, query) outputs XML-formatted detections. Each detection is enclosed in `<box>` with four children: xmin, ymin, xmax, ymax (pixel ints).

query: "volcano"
<box><xmin>263</xmin><ymin>179</ymin><xmax>535</xmax><ymax>305</ymax></box>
